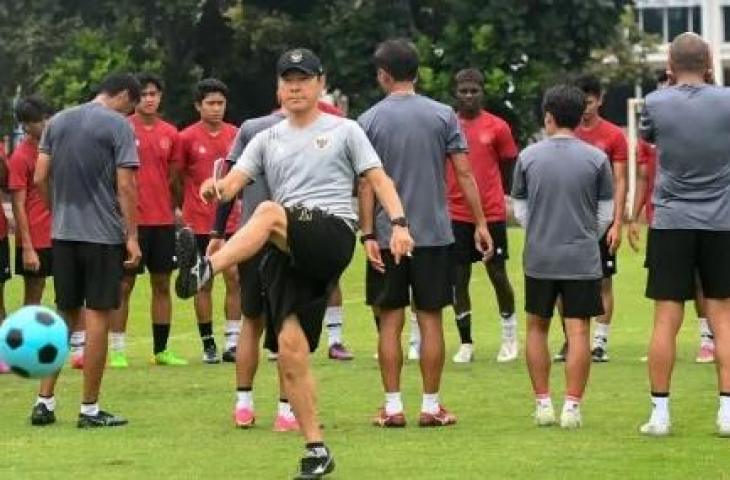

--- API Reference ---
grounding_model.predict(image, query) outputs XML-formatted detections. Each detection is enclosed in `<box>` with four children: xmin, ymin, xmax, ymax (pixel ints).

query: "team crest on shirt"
<box><xmin>160</xmin><ymin>137</ymin><xmax>172</xmax><ymax>150</ymax></box>
<box><xmin>314</xmin><ymin>135</ymin><xmax>331</xmax><ymax>150</ymax></box>
<box><xmin>479</xmin><ymin>133</ymin><xmax>494</xmax><ymax>146</ymax></box>
<box><xmin>198</xmin><ymin>144</ymin><xmax>207</xmax><ymax>154</ymax></box>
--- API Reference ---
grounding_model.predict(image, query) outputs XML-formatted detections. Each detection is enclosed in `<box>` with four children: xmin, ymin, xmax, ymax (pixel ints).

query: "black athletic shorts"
<box><xmin>52</xmin><ymin>240</ymin><xmax>124</xmax><ymax>310</ymax></box>
<box><xmin>525</xmin><ymin>276</ymin><xmax>603</xmax><ymax>319</ymax></box>
<box><xmin>126</xmin><ymin>225</ymin><xmax>176</xmax><ymax>275</ymax></box>
<box><xmin>0</xmin><ymin>238</ymin><xmax>11</xmax><ymax>282</ymax></box>
<box><xmin>599</xmin><ymin>231</ymin><xmax>617</xmax><ymax>277</ymax></box>
<box><xmin>14</xmin><ymin>247</ymin><xmax>52</xmax><ymax>278</ymax></box>
<box><xmin>646</xmin><ymin>229</ymin><xmax>730</xmax><ymax>301</ymax></box>
<box><xmin>261</xmin><ymin>206</ymin><xmax>355</xmax><ymax>353</ymax></box>
<box><xmin>194</xmin><ymin>232</ymin><xmax>234</xmax><ymax>256</ymax></box>
<box><xmin>366</xmin><ymin>245</ymin><xmax>455</xmax><ymax>311</ymax></box>
<box><xmin>452</xmin><ymin>220</ymin><xmax>509</xmax><ymax>266</ymax></box>
<box><xmin>238</xmin><ymin>247</ymin><xmax>269</xmax><ymax>319</ymax></box>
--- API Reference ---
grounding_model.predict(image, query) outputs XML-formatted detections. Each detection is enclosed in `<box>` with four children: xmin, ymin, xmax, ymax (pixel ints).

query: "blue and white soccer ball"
<box><xmin>0</xmin><ymin>306</ymin><xmax>69</xmax><ymax>378</ymax></box>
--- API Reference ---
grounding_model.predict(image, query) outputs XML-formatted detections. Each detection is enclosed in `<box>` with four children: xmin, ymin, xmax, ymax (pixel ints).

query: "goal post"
<box><xmin>626</xmin><ymin>97</ymin><xmax>645</xmax><ymax>222</ymax></box>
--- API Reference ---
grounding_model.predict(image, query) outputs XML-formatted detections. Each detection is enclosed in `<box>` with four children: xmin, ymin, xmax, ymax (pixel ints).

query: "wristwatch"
<box><xmin>360</xmin><ymin>233</ymin><xmax>377</xmax><ymax>244</ymax></box>
<box><xmin>209</xmin><ymin>230</ymin><xmax>225</xmax><ymax>240</ymax></box>
<box><xmin>390</xmin><ymin>216</ymin><xmax>408</xmax><ymax>228</ymax></box>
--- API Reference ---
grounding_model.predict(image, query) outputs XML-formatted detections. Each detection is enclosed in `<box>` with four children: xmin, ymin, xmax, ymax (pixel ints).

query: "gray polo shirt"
<box><xmin>640</xmin><ymin>84</ymin><xmax>730</xmax><ymax>230</ymax></box>
<box><xmin>512</xmin><ymin>136</ymin><xmax>613</xmax><ymax>279</ymax></box>
<box><xmin>358</xmin><ymin>94</ymin><xmax>468</xmax><ymax>248</ymax></box>
<box><xmin>233</xmin><ymin>113</ymin><xmax>381</xmax><ymax>224</ymax></box>
<box><xmin>39</xmin><ymin>102</ymin><xmax>139</xmax><ymax>244</ymax></box>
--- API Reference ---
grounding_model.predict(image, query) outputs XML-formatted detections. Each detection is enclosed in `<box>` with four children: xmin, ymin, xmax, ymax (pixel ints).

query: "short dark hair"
<box><xmin>195</xmin><ymin>78</ymin><xmax>229</xmax><ymax>103</ymax></box>
<box><xmin>137</xmin><ymin>72</ymin><xmax>164</xmax><ymax>92</ymax></box>
<box><xmin>542</xmin><ymin>85</ymin><xmax>586</xmax><ymax>129</ymax></box>
<box><xmin>455</xmin><ymin>68</ymin><xmax>484</xmax><ymax>85</ymax></box>
<box><xmin>574</xmin><ymin>74</ymin><xmax>602</xmax><ymax>97</ymax></box>
<box><xmin>14</xmin><ymin>95</ymin><xmax>54</xmax><ymax>123</ymax></box>
<box><xmin>98</xmin><ymin>72</ymin><xmax>141</xmax><ymax>104</ymax></box>
<box><xmin>374</xmin><ymin>39</ymin><xmax>419</xmax><ymax>82</ymax></box>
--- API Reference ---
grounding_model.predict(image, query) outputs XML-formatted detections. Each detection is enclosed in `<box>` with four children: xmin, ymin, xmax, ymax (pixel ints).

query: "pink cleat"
<box><xmin>328</xmin><ymin>343</ymin><xmax>354</xmax><ymax>361</ymax></box>
<box><xmin>0</xmin><ymin>360</ymin><xmax>10</xmax><ymax>374</ymax></box>
<box><xmin>273</xmin><ymin>414</ymin><xmax>300</xmax><ymax>432</ymax></box>
<box><xmin>233</xmin><ymin>407</ymin><xmax>256</xmax><ymax>429</ymax></box>
<box><xmin>70</xmin><ymin>353</ymin><xmax>84</xmax><ymax>370</ymax></box>
<box><xmin>696</xmin><ymin>343</ymin><xmax>715</xmax><ymax>364</ymax></box>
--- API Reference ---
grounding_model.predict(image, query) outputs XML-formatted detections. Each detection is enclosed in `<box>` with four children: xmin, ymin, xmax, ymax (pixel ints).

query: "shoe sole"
<box><xmin>696</xmin><ymin>358</ymin><xmax>715</xmax><ymax>364</ymax></box>
<box><xmin>295</xmin><ymin>456</ymin><xmax>335</xmax><ymax>480</ymax></box>
<box><xmin>175</xmin><ymin>228</ymin><xmax>198</xmax><ymax>299</ymax></box>
<box><xmin>236</xmin><ymin>422</ymin><xmax>255</xmax><ymax>429</ymax></box>
<box><xmin>31</xmin><ymin>418</ymin><xmax>56</xmax><ymax>426</ymax></box>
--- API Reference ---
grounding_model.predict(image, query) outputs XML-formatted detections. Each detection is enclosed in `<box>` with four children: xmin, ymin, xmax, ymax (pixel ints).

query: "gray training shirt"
<box><xmin>227</xmin><ymin>112</ymin><xmax>286</xmax><ymax>225</ymax></box>
<box><xmin>640</xmin><ymin>84</ymin><xmax>730</xmax><ymax>230</ymax></box>
<box><xmin>358</xmin><ymin>94</ymin><xmax>467</xmax><ymax>249</ymax></box>
<box><xmin>511</xmin><ymin>136</ymin><xmax>614</xmax><ymax>279</ymax></box>
<box><xmin>39</xmin><ymin>102</ymin><xmax>139</xmax><ymax>244</ymax></box>
<box><xmin>233</xmin><ymin>113</ymin><xmax>382</xmax><ymax>224</ymax></box>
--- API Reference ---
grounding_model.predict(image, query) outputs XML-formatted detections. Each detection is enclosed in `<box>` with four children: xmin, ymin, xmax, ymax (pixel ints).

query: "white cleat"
<box><xmin>496</xmin><ymin>339</ymin><xmax>518</xmax><ymax>363</ymax></box>
<box><xmin>453</xmin><ymin>344</ymin><xmax>474</xmax><ymax>363</ymax></box>
<box><xmin>560</xmin><ymin>407</ymin><xmax>582</xmax><ymax>429</ymax></box>
<box><xmin>717</xmin><ymin>414</ymin><xmax>730</xmax><ymax>437</ymax></box>
<box><xmin>408</xmin><ymin>344</ymin><xmax>420</xmax><ymax>361</ymax></box>
<box><xmin>639</xmin><ymin>419</ymin><xmax>671</xmax><ymax>437</ymax></box>
<box><xmin>534</xmin><ymin>404</ymin><xmax>556</xmax><ymax>426</ymax></box>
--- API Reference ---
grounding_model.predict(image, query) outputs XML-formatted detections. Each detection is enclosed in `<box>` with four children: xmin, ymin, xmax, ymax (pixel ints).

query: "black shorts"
<box><xmin>261</xmin><ymin>206</ymin><xmax>355</xmax><ymax>353</ymax></box>
<box><xmin>14</xmin><ymin>247</ymin><xmax>53</xmax><ymax>278</ymax></box>
<box><xmin>52</xmin><ymin>240</ymin><xmax>124</xmax><ymax>310</ymax></box>
<box><xmin>238</xmin><ymin>247</ymin><xmax>269</xmax><ymax>319</ymax></box>
<box><xmin>646</xmin><ymin>229</ymin><xmax>730</xmax><ymax>301</ymax></box>
<box><xmin>366</xmin><ymin>245</ymin><xmax>455</xmax><ymax>311</ymax></box>
<box><xmin>126</xmin><ymin>225</ymin><xmax>176</xmax><ymax>275</ymax></box>
<box><xmin>599</xmin><ymin>231</ymin><xmax>616</xmax><ymax>277</ymax></box>
<box><xmin>0</xmin><ymin>238</ymin><xmax>10</xmax><ymax>282</ymax></box>
<box><xmin>452</xmin><ymin>220</ymin><xmax>509</xmax><ymax>265</ymax></box>
<box><xmin>525</xmin><ymin>276</ymin><xmax>603</xmax><ymax>319</ymax></box>
<box><xmin>194</xmin><ymin>232</ymin><xmax>233</xmax><ymax>257</ymax></box>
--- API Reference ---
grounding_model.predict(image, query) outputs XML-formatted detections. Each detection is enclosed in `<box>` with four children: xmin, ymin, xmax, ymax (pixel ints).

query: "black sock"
<box><xmin>720</xmin><ymin>392</ymin><xmax>730</xmax><ymax>397</ymax></box>
<box><xmin>198</xmin><ymin>322</ymin><xmax>216</xmax><ymax>350</ymax></box>
<box><xmin>152</xmin><ymin>323</ymin><xmax>171</xmax><ymax>354</ymax></box>
<box><xmin>456</xmin><ymin>313</ymin><xmax>472</xmax><ymax>344</ymax></box>
<box><xmin>237</xmin><ymin>386</ymin><xmax>252</xmax><ymax>392</ymax></box>
<box><xmin>650</xmin><ymin>391</ymin><xmax>670</xmax><ymax>397</ymax></box>
<box><xmin>279</xmin><ymin>397</ymin><xmax>288</xmax><ymax>403</ymax></box>
<box><xmin>306</xmin><ymin>442</ymin><xmax>325</xmax><ymax>450</ymax></box>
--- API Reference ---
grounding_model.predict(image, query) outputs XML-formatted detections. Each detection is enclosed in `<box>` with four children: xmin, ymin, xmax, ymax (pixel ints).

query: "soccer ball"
<box><xmin>0</xmin><ymin>306</ymin><xmax>69</xmax><ymax>378</ymax></box>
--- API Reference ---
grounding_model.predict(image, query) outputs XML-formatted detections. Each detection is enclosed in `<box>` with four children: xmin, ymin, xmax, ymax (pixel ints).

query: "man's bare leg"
<box><xmin>525</xmin><ymin>313</ymin><xmax>555</xmax><ymax>426</ymax></box>
<box><xmin>705</xmin><ymin>298</ymin><xmax>730</xmax><ymax>434</ymax></box>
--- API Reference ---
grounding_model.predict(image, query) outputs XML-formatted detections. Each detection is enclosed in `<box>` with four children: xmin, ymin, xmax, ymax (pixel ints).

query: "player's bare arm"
<box><xmin>451</xmin><ymin>152</ymin><xmax>494</xmax><ymax>259</ymax></box>
<box><xmin>117</xmin><ymin>167</ymin><xmax>141</xmax><ymax>268</ymax></box>
<box><xmin>608</xmin><ymin>161</ymin><xmax>627</xmax><ymax>253</ymax></box>
<box><xmin>628</xmin><ymin>163</ymin><xmax>648</xmax><ymax>252</ymax></box>
<box><xmin>199</xmin><ymin>168</ymin><xmax>249</xmax><ymax>204</ymax></box>
<box><xmin>10</xmin><ymin>189</ymin><xmax>40</xmax><ymax>272</ymax></box>
<box><xmin>33</xmin><ymin>152</ymin><xmax>51</xmax><ymax>209</ymax></box>
<box><xmin>358</xmin><ymin>176</ymin><xmax>384</xmax><ymax>272</ymax></box>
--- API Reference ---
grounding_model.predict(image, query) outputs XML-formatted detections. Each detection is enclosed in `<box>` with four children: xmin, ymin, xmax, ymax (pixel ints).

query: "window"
<box><xmin>667</xmin><ymin>7</ymin><xmax>689</xmax><ymax>41</ymax></box>
<box><xmin>725</xmin><ymin>7</ymin><xmax>730</xmax><ymax>42</ymax></box>
<box><xmin>642</xmin><ymin>8</ymin><xmax>664</xmax><ymax>38</ymax></box>
<box><xmin>691</xmin><ymin>6</ymin><xmax>701</xmax><ymax>35</ymax></box>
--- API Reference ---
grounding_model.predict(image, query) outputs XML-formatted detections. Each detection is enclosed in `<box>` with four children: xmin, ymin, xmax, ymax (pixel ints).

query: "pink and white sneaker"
<box><xmin>696</xmin><ymin>343</ymin><xmax>715</xmax><ymax>364</ymax></box>
<box><xmin>0</xmin><ymin>360</ymin><xmax>10</xmax><ymax>374</ymax></box>
<box><xmin>70</xmin><ymin>353</ymin><xmax>84</xmax><ymax>370</ymax></box>
<box><xmin>233</xmin><ymin>407</ymin><xmax>256</xmax><ymax>428</ymax></box>
<box><xmin>273</xmin><ymin>414</ymin><xmax>300</xmax><ymax>432</ymax></box>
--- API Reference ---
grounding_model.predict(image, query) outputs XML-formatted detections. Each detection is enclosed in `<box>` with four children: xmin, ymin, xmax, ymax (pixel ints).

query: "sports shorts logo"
<box><xmin>314</xmin><ymin>135</ymin><xmax>331</xmax><ymax>150</ymax></box>
<box><xmin>298</xmin><ymin>208</ymin><xmax>313</xmax><ymax>222</ymax></box>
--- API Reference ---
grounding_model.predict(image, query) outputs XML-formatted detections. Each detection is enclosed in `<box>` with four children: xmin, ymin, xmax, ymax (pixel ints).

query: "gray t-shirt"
<box><xmin>511</xmin><ymin>136</ymin><xmax>613</xmax><ymax>279</ymax></box>
<box><xmin>233</xmin><ymin>113</ymin><xmax>381</xmax><ymax>224</ymax></box>
<box><xmin>358</xmin><ymin>94</ymin><xmax>467</xmax><ymax>248</ymax></box>
<box><xmin>640</xmin><ymin>84</ymin><xmax>730</xmax><ymax>230</ymax></box>
<box><xmin>39</xmin><ymin>102</ymin><xmax>139</xmax><ymax>244</ymax></box>
<box><xmin>227</xmin><ymin>112</ymin><xmax>285</xmax><ymax>225</ymax></box>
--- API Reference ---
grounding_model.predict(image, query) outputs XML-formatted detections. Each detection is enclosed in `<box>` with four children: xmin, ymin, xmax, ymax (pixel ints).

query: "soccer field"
<box><xmin>1</xmin><ymin>228</ymin><xmax>729</xmax><ymax>479</ymax></box>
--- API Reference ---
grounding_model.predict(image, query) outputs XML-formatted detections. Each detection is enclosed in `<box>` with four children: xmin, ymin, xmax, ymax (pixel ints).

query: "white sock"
<box><xmin>699</xmin><ymin>317</ymin><xmax>714</xmax><ymax>345</ymax></box>
<box><xmin>719</xmin><ymin>395</ymin><xmax>730</xmax><ymax>419</ymax></box>
<box><xmin>409</xmin><ymin>312</ymin><xmax>420</xmax><ymax>347</ymax></box>
<box><xmin>70</xmin><ymin>331</ymin><xmax>86</xmax><ymax>354</ymax></box>
<box><xmin>535</xmin><ymin>393</ymin><xmax>552</xmax><ymax>409</ymax></box>
<box><xmin>225</xmin><ymin>320</ymin><xmax>242</xmax><ymax>349</ymax></box>
<box><xmin>110</xmin><ymin>332</ymin><xmax>125</xmax><ymax>353</ymax></box>
<box><xmin>36</xmin><ymin>395</ymin><xmax>56</xmax><ymax>411</ymax></box>
<box><xmin>325</xmin><ymin>306</ymin><xmax>344</xmax><ymax>347</ymax></box>
<box><xmin>384</xmin><ymin>392</ymin><xmax>403</xmax><ymax>415</ymax></box>
<box><xmin>563</xmin><ymin>395</ymin><xmax>581</xmax><ymax>412</ymax></box>
<box><xmin>80</xmin><ymin>402</ymin><xmax>99</xmax><ymax>416</ymax></box>
<box><xmin>236</xmin><ymin>390</ymin><xmax>254</xmax><ymax>410</ymax></box>
<box><xmin>501</xmin><ymin>313</ymin><xmax>517</xmax><ymax>341</ymax></box>
<box><xmin>278</xmin><ymin>400</ymin><xmax>294</xmax><ymax>419</ymax></box>
<box><xmin>421</xmin><ymin>393</ymin><xmax>440</xmax><ymax>415</ymax></box>
<box><xmin>593</xmin><ymin>322</ymin><xmax>610</xmax><ymax>349</ymax></box>
<box><xmin>650</xmin><ymin>395</ymin><xmax>670</xmax><ymax>424</ymax></box>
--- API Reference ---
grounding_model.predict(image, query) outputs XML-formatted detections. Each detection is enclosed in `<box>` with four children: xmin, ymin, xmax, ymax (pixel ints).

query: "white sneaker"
<box><xmin>408</xmin><ymin>344</ymin><xmax>420</xmax><ymax>361</ymax></box>
<box><xmin>560</xmin><ymin>407</ymin><xmax>582</xmax><ymax>429</ymax></box>
<box><xmin>496</xmin><ymin>339</ymin><xmax>518</xmax><ymax>363</ymax></box>
<box><xmin>267</xmin><ymin>350</ymin><xmax>279</xmax><ymax>361</ymax></box>
<box><xmin>534</xmin><ymin>403</ymin><xmax>556</xmax><ymax>426</ymax></box>
<box><xmin>453</xmin><ymin>344</ymin><xmax>474</xmax><ymax>363</ymax></box>
<box><xmin>639</xmin><ymin>418</ymin><xmax>671</xmax><ymax>436</ymax></box>
<box><xmin>717</xmin><ymin>413</ymin><xmax>730</xmax><ymax>437</ymax></box>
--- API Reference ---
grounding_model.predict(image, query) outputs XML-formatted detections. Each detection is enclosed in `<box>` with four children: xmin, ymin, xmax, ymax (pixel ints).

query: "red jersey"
<box><xmin>0</xmin><ymin>142</ymin><xmax>9</xmax><ymax>239</ymax></box>
<box><xmin>447</xmin><ymin>110</ymin><xmax>518</xmax><ymax>223</ymax></box>
<box><xmin>7</xmin><ymin>138</ymin><xmax>51</xmax><ymax>248</ymax></box>
<box><xmin>130</xmin><ymin>115</ymin><xmax>178</xmax><ymax>226</ymax></box>
<box><xmin>575</xmin><ymin>117</ymin><xmax>628</xmax><ymax>165</ymax></box>
<box><xmin>176</xmin><ymin>121</ymin><xmax>240</xmax><ymax>234</ymax></box>
<box><xmin>638</xmin><ymin>139</ymin><xmax>657</xmax><ymax>223</ymax></box>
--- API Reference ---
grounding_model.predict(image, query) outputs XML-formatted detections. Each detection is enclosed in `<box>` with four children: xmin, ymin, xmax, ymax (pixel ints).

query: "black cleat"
<box><xmin>591</xmin><ymin>346</ymin><xmax>610</xmax><ymax>363</ymax></box>
<box><xmin>30</xmin><ymin>403</ymin><xmax>56</xmax><ymax>426</ymax></box>
<box><xmin>222</xmin><ymin>346</ymin><xmax>236</xmax><ymax>363</ymax></box>
<box><xmin>294</xmin><ymin>445</ymin><xmax>335</xmax><ymax>479</ymax></box>
<box><xmin>175</xmin><ymin>227</ymin><xmax>211</xmax><ymax>299</ymax></box>
<box><xmin>77</xmin><ymin>410</ymin><xmax>128</xmax><ymax>428</ymax></box>
<box><xmin>202</xmin><ymin>345</ymin><xmax>221</xmax><ymax>364</ymax></box>
<box><xmin>553</xmin><ymin>342</ymin><xmax>567</xmax><ymax>363</ymax></box>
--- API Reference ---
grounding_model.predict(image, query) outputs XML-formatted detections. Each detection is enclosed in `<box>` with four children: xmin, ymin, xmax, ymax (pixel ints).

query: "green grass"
<box><xmin>2</xmin><ymin>228</ymin><xmax>730</xmax><ymax>479</ymax></box>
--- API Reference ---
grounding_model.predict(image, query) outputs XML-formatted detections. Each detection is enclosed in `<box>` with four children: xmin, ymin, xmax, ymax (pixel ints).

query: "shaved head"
<box><xmin>669</xmin><ymin>32</ymin><xmax>710</xmax><ymax>74</ymax></box>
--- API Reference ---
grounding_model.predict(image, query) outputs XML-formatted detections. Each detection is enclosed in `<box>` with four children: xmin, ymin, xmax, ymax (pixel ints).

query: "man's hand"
<box><xmin>628</xmin><ymin>221</ymin><xmax>642</xmax><ymax>252</ymax></box>
<box><xmin>199</xmin><ymin>177</ymin><xmax>217</xmax><ymax>204</ymax></box>
<box><xmin>22</xmin><ymin>247</ymin><xmax>40</xmax><ymax>272</ymax></box>
<box><xmin>364</xmin><ymin>239</ymin><xmax>385</xmax><ymax>273</ymax></box>
<box><xmin>390</xmin><ymin>226</ymin><xmax>415</xmax><ymax>265</ymax></box>
<box><xmin>474</xmin><ymin>222</ymin><xmax>494</xmax><ymax>261</ymax></box>
<box><xmin>124</xmin><ymin>237</ymin><xmax>142</xmax><ymax>269</ymax></box>
<box><xmin>206</xmin><ymin>238</ymin><xmax>225</xmax><ymax>257</ymax></box>
<box><xmin>606</xmin><ymin>223</ymin><xmax>622</xmax><ymax>254</ymax></box>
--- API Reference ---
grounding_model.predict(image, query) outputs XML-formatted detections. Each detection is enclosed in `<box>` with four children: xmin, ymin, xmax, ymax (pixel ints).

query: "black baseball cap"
<box><xmin>277</xmin><ymin>48</ymin><xmax>324</xmax><ymax>77</ymax></box>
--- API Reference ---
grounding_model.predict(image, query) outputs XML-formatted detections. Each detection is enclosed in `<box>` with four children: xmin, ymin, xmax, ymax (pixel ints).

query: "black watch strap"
<box><xmin>359</xmin><ymin>233</ymin><xmax>377</xmax><ymax>244</ymax></box>
<box><xmin>390</xmin><ymin>216</ymin><xmax>408</xmax><ymax>227</ymax></box>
